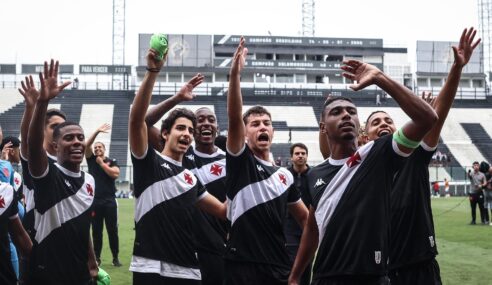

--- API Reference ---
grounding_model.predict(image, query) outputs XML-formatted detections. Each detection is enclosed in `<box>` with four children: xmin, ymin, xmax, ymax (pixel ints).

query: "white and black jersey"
<box><xmin>225</xmin><ymin>145</ymin><xmax>301</xmax><ymax>269</ymax></box>
<box><xmin>31</xmin><ymin>161</ymin><xmax>95</xmax><ymax>284</ymax></box>
<box><xmin>20</xmin><ymin>152</ymin><xmax>57</xmax><ymax>241</ymax></box>
<box><xmin>307</xmin><ymin>135</ymin><xmax>406</xmax><ymax>280</ymax></box>
<box><xmin>183</xmin><ymin>147</ymin><xmax>228</xmax><ymax>255</ymax></box>
<box><xmin>129</xmin><ymin>148</ymin><xmax>208</xmax><ymax>280</ymax></box>
<box><xmin>389</xmin><ymin>144</ymin><xmax>438</xmax><ymax>270</ymax></box>
<box><xmin>0</xmin><ymin>182</ymin><xmax>18</xmax><ymax>285</ymax></box>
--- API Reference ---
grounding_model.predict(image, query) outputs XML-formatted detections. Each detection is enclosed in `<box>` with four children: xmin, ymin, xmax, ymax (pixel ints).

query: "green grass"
<box><xmin>100</xmin><ymin>198</ymin><xmax>492</xmax><ymax>285</ymax></box>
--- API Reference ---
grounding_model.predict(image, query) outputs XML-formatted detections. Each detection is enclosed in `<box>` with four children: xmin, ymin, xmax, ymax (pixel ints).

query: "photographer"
<box><xmin>467</xmin><ymin>161</ymin><xmax>488</xmax><ymax>225</ymax></box>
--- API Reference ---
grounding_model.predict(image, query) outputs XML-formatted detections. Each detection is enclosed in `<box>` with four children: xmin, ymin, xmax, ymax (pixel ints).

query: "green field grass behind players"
<box><xmin>97</xmin><ymin>197</ymin><xmax>492</xmax><ymax>285</ymax></box>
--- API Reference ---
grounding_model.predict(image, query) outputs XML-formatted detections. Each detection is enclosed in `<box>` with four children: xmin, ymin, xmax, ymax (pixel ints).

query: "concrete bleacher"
<box><xmin>2</xmin><ymin>90</ymin><xmax>492</xmax><ymax>183</ymax></box>
<box><xmin>0</xmin><ymin>89</ymin><xmax>24</xmax><ymax>114</ymax></box>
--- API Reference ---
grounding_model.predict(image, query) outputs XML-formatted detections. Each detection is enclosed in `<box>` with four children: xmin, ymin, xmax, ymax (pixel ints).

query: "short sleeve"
<box><xmin>287</xmin><ymin>184</ymin><xmax>301</xmax><ymax>204</ymax></box>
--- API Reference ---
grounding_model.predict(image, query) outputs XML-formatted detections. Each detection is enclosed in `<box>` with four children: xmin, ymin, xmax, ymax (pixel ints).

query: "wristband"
<box><xmin>393</xmin><ymin>128</ymin><xmax>420</xmax><ymax>149</ymax></box>
<box><xmin>146</xmin><ymin>67</ymin><xmax>161</xmax><ymax>73</ymax></box>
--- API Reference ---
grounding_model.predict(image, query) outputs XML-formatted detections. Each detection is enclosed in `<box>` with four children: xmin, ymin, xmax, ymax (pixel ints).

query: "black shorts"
<box><xmin>224</xmin><ymin>260</ymin><xmax>289</xmax><ymax>285</ymax></box>
<box><xmin>389</xmin><ymin>258</ymin><xmax>442</xmax><ymax>285</ymax></box>
<box><xmin>197</xmin><ymin>250</ymin><xmax>224</xmax><ymax>285</ymax></box>
<box><xmin>311</xmin><ymin>275</ymin><xmax>390</xmax><ymax>285</ymax></box>
<box><xmin>133</xmin><ymin>272</ymin><xmax>201</xmax><ymax>285</ymax></box>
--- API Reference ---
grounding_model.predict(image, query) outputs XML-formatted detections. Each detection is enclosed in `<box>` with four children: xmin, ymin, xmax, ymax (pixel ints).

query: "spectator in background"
<box><xmin>467</xmin><ymin>161</ymin><xmax>488</xmax><ymax>225</ymax></box>
<box><xmin>85</xmin><ymin>123</ymin><xmax>122</xmax><ymax>267</ymax></box>
<box><xmin>376</xmin><ymin>93</ymin><xmax>381</xmax><ymax>106</ymax></box>
<box><xmin>433</xmin><ymin>181</ymin><xmax>440</xmax><ymax>198</ymax></box>
<box><xmin>444</xmin><ymin>178</ymin><xmax>450</xmax><ymax>198</ymax></box>
<box><xmin>484</xmin><ymin>166</ymin><xmax>492</xmax><ymax>226</ymax></box>
<box><xmin>284</xmin><ymin>143</ymin><xmax>311</xmax><ymax>285</ymax></box>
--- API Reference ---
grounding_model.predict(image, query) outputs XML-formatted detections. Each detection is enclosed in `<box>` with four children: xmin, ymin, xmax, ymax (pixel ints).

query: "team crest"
<box><xmin>278</xmin><ymin>174</ymin><xmax>287</xmax><ymax>185</ymax></box>
<box><xmin>184</xmin><ymin>173</ymin><xmax>194</xmax><ymax>185</ymax></box>
<box><xmin>210</xmin><ymin>164</ymin><xmax>223</xmax><ymax>176</ymax></box>
<box><xmin>86</xmin><ymin>184</ymin><xmax>94</xmax><ymax>196</ymax></box>
<box><xmin>375</xmin><ymin>251</ymin><xmax>381</xmax><ymax>264</ymax></box>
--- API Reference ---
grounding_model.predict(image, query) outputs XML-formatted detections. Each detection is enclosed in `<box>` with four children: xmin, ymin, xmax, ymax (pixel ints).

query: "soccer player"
<box><xmin>27</xmin><ymin>59</ymin><xmax>98</xmax><ymax>284</ymax></box>
<box><xmin>289</xmin><ymin>59</ymin><xmax>438</xmax><ymax>285</ymax></box>
<box><xmin>0</xmin><ymin>181</ymin><xmax>32</xmax><ymax>285</ymax></box>
<box><xmin>145</xmin><ymin>74</ymin><xmax>229</xmax><ymax>285</ymax></box>
<box><xmin>225</xmin><ymin>37</ymin><xmax>308</xmax><ymax>285</ymax></box>
<box><xmin>85</xmin><ymin>123</ymin><xmax>122</xmax><ymax>267</ymax></box>
<box><xmin>385</xmin><ymin>28</ymin><xmax>480</xmax><ymax>285</ymax></box>
<box><xmin>129</xmin><ymin>49</ymin><xmax>226</xmax><ymax>285</ymax></box>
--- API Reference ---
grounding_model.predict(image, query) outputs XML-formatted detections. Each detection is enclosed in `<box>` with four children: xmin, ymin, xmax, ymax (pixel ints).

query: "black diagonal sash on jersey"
<box><xmin>315</xmin><ymin>141</ymin><xmax>374</xmax><ymax>243</ymax></box>
<box><xmin>227</xmin><ymin>167</ymin><xmax>294</xmax><ymax>225</ymax></box>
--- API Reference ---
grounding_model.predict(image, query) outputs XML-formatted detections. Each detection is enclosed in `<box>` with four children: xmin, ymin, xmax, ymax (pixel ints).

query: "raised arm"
<box><xmin>18</xmin><ymin>75</ymin><xmax>39</xmax><ymax>159</ymax></box>
<box><xmin>423</xmin><ymin>27</ymin><xmax>481</xmax><ymax>147</ymax></box>
<box><xmin>226</xmin><ymin>36</ymin><xmax>248</xmax><ymax>154</ymax></box>
<box><xmin>85</xmin><ymin>123</ymin><xmax>111</xmax><ymax>158</ymax></box>
<box><xmin>145</xmin><ymin>74</ymin><xmax>204</xmax><ymax>152</ymax></box>
<box><xmin>28</xmin><ymin>60</ymin><xmax>71</xmax><ymax>177</ymax></box>
<box><xmin>129</xmin><ymin>49</ymin><xmax>165</xmax><ymax>157</ymax></box>
<box><xmin>342</xmin><ymin>60</ymin><xmax>438</xmax><ymax>154</ymax></box>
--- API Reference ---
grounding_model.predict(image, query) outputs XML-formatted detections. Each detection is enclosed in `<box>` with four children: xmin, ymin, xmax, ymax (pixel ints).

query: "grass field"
<box><xmin>98</xmin><ymin>197</ymin><xmax>492</xmax><ymax>285</ymax></box>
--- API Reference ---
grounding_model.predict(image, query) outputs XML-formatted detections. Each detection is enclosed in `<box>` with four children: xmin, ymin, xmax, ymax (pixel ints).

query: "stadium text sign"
<box><xmin>21</xmin><ymin>64</ymin><xmax>74</xmax><ymax>74</ymax></box>
<box><xmin>79</xmin><ymin>65</ymin><xmax>131</xmax><ymax>74</ymax></box>
<box><xmin>0</xmin><ymin>64</ymin><xmax>16</xmax><ymax>74</ymax></box>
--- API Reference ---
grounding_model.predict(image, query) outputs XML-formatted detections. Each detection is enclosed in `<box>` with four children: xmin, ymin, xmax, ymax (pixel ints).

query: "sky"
<box><xmin>0</xmin><ymin>0</ymin><xmax>480</xmax><ymax>68</ymax></box>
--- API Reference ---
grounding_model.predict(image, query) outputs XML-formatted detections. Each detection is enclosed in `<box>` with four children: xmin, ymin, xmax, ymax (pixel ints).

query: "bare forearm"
<box><xmin>375</xmin><ymin>72</ymin><xmax>436</xmax><ymax>126</ymax></box>
<box><xmin>99</xmin><ymin>163</ymin><xmax>120</xmax><ymax>179</ymax></box>
<box><xmin>226</xmin><ymin>72</ymin><xmax>245</xmax><ymax>152</ymax></box>
<box><xmin>145</xmin><ymin>95</ymin><xmax>181</xmax><ymax>126</ymax></box>
<box><xmin>424</xmin><ymin>63</ymin><xmax>463</xmax><ymax>146</ymax></box>
<box><xmin>85</xmin><ymin>131</ymin><xmax>100</xmax><ymax>158</ymax></box>
<box><xmin>290</xmin><ymin>214</ymin><xmax>318</xmax><ymax>281</ymax></box>
<box><xmin>9</xmin><ymin>218</ymin><xmax>32</xmax><ymax>257</ymax></box>
<box><xmin>28</xmin><ymin>100</ymin><xmax>49</xmax><ymax>175</ymax></box>
<box><xmin>131</xmin><ymin>72</ymin><xmax>158</xmax><ymax>126</ymax></box>
<box><xmin>20</xmin><ymin>103</ymin><xmax>35</xmax><ymax>158</ymax></box>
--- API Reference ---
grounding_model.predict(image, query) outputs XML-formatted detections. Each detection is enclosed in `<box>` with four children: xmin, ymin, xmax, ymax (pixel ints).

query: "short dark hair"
<box><xmin>94</xmin><ymin>141</ymin><xmax>106</xmax><ymax>149</ymax></box>
<box><xmin>290</xmin><ymin>143</ymin><xmax>308</xmax><ymax>156</ymax></box>
<box><xmin>242</xmin><ymin>105</ymin><xmax>272</xmax><ymax>125</ymax></box>
<box><xmin>45</xmin><ymin>109</ymin><xmax>67</xmax><ymax>125</ymax></box>
<box><xmin>365</xmin><ymin>110</ymin><xmax>388</xmax><ymax>131</ymax></box>
<box><xmin>160</xmin><ymin>108</ymin><xmax>197</xmax><ymax>135</ymax></box>
<box><xmin>0</xmin><ymin>136</ymin><xmax>20</xmax><ymax>149</ymax></box>
<box><xmin>53</xmin><ymin>121</ymin><xmax>82</xmax><ymax>141</ymax></box>
<box><xmin>320</xmin><ymin>97</ymin><xmax>353</xmax><ymax>120</ymax></box>
<box><xmin>473</xmin><ymin>161</ymin><xmax>479</xmax><ymax>165</ymax></box>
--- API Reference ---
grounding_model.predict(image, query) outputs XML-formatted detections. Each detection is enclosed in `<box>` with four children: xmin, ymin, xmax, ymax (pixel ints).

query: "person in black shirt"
<box><xmin>226</xmin><ymin>37</ymin><xmax>308</xmax><ymax>285</ymax></box>
<box><xmin>27</xmin><ymin>59</ymin><xmax>98</xmax><ymax>285</ymax></box>
<box><xmin>284</xmin><ymin>143</ymin><xmax>311</xmax><ymax>285</ymax></box>
<box><xmin>129</xmin><ymin>48</ymin><xmax>227</xmax><ymax>285</ymax></box>
<box><xmin>289</xmin><ymin>59</ymin><xmax>438</xmax><ymax>285</ymax></box>
<box><xmin>382</xmin><ymin>27</ymin><xmax>480</xmax><ymax>285</ymax></box>
<box><xmin>85</xmin><ymin>123</ymin><xmax>121</xmax><ymax>267</ymax></box>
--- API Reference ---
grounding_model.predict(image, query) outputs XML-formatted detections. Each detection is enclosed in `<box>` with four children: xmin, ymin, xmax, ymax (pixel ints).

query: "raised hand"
<box><xmin>176</xmin><ymin>73</ymin><xmax>204</xmax><ymax>102</ymax></box>
<box><xmin>341</xmin><ymin>60</ymin><xmax>381</xmax><ymax>91</ymax></box>
<box><xmin>18</xmin><ymin>75</ymin><xmax>39</xmax><ymax>107</ymax></box>
<box><xmin>97</xmin><ymin>123</ymin><xmax>111</xmax><ymax>133</ymax></box>
<box><xmin>38</xmin><ymin>59</ymin><xmax>71</xmax><ymax>102</ymax></box>
<box><xmin>453</xmin><ymin>27</ymin><xmax>481</xmax><ymax>68</ymax></box>
<box><xmin>147</xmin><ymin>49</ymin><xmax>166</xmax><ymax>71</ymax></box>
<box><xmin>1</xmin><ymin>141</ymin><xmax>12</xmax><ymax>160</ymax></box>
<box><xmin>421</xmin><ymin>91</ymin><xmax>436</xmax><ymax>108</ymax></box>
<box><xmin>230</xmin><ymin>36</ymin><xmax>248</xmax><ymax>75</ymax></box>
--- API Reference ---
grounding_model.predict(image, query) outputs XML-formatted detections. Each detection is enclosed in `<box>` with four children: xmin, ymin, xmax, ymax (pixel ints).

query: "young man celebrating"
<box><xmin>145</xmin><ymin>74</ymin><xmax>229</xmax><ymax>285</ymax></box>
<box><xmin>85</xmin><ymin>123</ymin><xmax>121</xmax><ymax>267</ymax></box>
<box><xmin>129</xmin><ymin>49</ymin><xmax>226</xmax><ymax>285</ymax></box>
<box><xmin>27</xmin><ymin>60</ymin><xmax>98</xmax><ymax>285</ymax></box>
<box><xmin>226</xmin><ymin>37</ymin><xmax>308</xmax><ymax>285</ymax></box>
<box><xmin>289</xmin><ymin>59</ymin><xmax>437</xmax><ymax>285</ymax></box>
